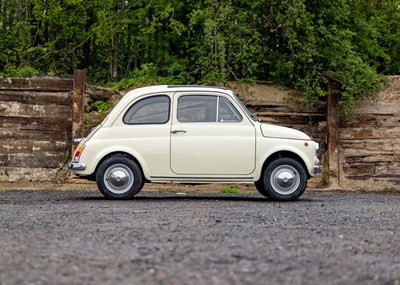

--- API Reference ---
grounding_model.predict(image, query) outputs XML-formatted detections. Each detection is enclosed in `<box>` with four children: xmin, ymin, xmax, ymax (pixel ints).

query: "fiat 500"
<box><xmin>69</xmin><ymin>85</ymin><xmax>321</xmax><ymax>201</ymax></box>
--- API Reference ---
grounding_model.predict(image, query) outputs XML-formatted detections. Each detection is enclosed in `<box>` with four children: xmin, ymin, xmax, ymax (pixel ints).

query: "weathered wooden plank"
<box><xmin>255</xmin><ymin>111</ymin><xmax>326</xmax><ymax>119</ymax></box>
<box><xmin>0</xmin><ymin>102</ymin><xmax>71</xmax><ymax>118</ymax></box>
<box><xmin>0</xmin><ymin>127</ymin><xmax>71</xmax><ymax>141</ymax></box>
<box><xmin>0</xmin><ymin>117</ymin><xmax>72</xmax><ymax>136</ymax></box>
<box><xmin>0</xmin><ymin>131</ymin><xmax>70</xmax><ymax>141</ymax></box>
<box><xmin>0</xmin><ymin>77</ymin><xmax>73</xmax><ymax>91</ymax></box>
<box><xmin>342</xmin><ymin>152</ymin><xmax>400</xmax><ymax>164</ymax></box>
<box><xmin>0</xmin><ymin>153</ymin><xmax>64</xmax><ymax>168</ymax></box>
<box><xmin>0</xmin><ymin>116</ymin><xmax>72</xmax><ymax>126</ymax></box>
<box><xmin>352</xmin><ymin>103</ymin><xmax>399</xmax><ymax>116</ymax></box>
<box><xmin>345</xmin><ymin>176</ymin><xmax>400</xmax><ymax>186</ymax></box>
<box><xmin>341</xmin><ymin>114</ymin><xmax>400</xmax><ymax>128</ymax></box>
<box><xmin>340</xmin><ymin>138</ymin><xmax>400</xmax><ymax>151</ymax></box>
<box><xmin>340</xmin><ymin>127</ymin><xmax>400</xmax><ymax>140</ymax></box>
<box><xmin>250</xmin><ymin>104</ymin><xmax>326</xmax><ymax>114</ymax></box>
<box><xmin>343</xmin><ymin>162</ymin><xmax>400</xmax><ymax>177</ymax></box>
<box><xmin>342</xmin><ymin>163</ymin><xmax>376</xmax><ymax>176</ymax></box>
<box><xmin>374</xmin><ymin>162</ymin><xmax>400</xmax><ymax>175</ymax></box>
<box><xmin>258</xmin><ymin>115</ymin><xmax>325</xmax><ymax>126</ymax></box>
<box><xmin>0</xmin><ymin>167</ymin><xmax>59</xmax><ymax>181</ymax></box>
<box><xmin>0</xmin><ymin>90</ymin><xmax>71</xmax><ymax>105</ymax></box>
<box><xmin>0</xmin><ymin>139</ymin><xmax>69</xmax><ymax>154</ymax></box>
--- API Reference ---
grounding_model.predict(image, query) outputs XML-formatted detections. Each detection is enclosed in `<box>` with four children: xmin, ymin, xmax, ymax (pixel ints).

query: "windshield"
<box><xmin>233</xmin><ymin>93</ymin><xmax>258</xmax><ymax>122</ymax></box>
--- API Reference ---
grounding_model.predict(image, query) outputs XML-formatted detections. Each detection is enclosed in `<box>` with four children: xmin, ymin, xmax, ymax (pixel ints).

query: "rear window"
<box><xmin>123</xmin><ymin>95</ymin><xmax>170</xmax><ymax>124</ymax></box>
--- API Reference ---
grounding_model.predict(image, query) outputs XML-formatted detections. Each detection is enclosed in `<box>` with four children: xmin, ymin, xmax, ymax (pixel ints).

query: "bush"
<box><xmin>1</xmin><ymin>64</ymin><xmax>39</xmax><ymax>77</ymax></box>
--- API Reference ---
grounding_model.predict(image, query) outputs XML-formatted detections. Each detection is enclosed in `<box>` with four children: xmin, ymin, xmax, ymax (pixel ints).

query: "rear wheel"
<box><xmin>96</xmin><ymin>155</ymin><xmax>143</xmax><ymax>199</ymax></box>
<box><xmin>256</xmin><ymin>157</ymin><xmax>307</xmax><ymax>201</ymax></box>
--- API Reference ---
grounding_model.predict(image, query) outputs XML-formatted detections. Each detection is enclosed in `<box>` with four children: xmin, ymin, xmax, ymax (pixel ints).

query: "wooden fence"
<box><xmin>338</xmin><ymin>76</ymin><xmax>400</xmax><ymax>190</ymax></box>
<box><xmin>0</xmin><ymin>77</ymin><xmax>74</xmax><ymax>181</ymax></box>
<box><xmin>0</xmin><ymin>73</ymin><xmax>399</xmax><ymax>190</ymax></box>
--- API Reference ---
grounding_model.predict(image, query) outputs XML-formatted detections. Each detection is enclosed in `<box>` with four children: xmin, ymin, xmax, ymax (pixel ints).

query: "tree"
<box><xmin>0</xmin><ymin>0</ymin><xmax>397</xmax><ymax>107</ymax></box>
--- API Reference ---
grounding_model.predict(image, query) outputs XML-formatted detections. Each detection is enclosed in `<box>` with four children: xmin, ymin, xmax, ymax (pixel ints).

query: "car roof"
<box><xmin>103</xmin><ymin>85</ymin><xmax>234</xmax><ymax>126</ymax></box>
<box><xmin>123</xmin><ymin>84</ymin><xmax>230</xmax><ymax>95</ymax></box>
<box><xmin>167</xmin><ymin>85</ymin><xmax>228</xmax><ymax>91</ymax></box>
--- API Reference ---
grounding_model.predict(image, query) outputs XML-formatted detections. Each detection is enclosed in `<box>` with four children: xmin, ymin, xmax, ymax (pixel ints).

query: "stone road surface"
<box><xmin>0</xmin><ymin>184</ymin><xmax>399</xmax><ymax>285</ymax></box>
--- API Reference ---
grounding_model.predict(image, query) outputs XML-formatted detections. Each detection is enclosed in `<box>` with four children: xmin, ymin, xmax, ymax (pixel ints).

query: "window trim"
<box><xmin>176</xmin><ymin>94</ymin><xmax>242</xmax><ymax>123</ymax></box>
<box><xmin>218</xmin><ymin>96</ymin><xmax>243</xmax><ymax>123</ymax></box>
<box><xmin>123</xmin><ymin>94</ymin><xmax>171</xmax><ymax>125</ymax></box>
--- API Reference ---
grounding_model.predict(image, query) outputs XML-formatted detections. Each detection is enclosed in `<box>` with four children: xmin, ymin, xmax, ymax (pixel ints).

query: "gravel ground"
<box><xmin>0</xmin><ymin>183</ymin><xmax>399</xmax><ymax>285</ymax></box>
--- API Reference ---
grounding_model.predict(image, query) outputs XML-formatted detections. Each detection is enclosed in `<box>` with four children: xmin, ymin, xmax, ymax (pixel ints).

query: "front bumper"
<box><xmin>68</xmin><ymin>162</ymin><xmax>86</xmax><ymax>170</ymax></box>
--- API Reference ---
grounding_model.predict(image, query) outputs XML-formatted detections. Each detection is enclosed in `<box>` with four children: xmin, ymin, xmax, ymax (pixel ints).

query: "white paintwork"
<box><xmin>170</xmin><ymin>91</ymin><xmax>256</xmax><ymax>175</ymax></box>
<box><xmin>71</xmin><ymin>85</ymin><xmax>320</xmax><ymax>183</ymax></box>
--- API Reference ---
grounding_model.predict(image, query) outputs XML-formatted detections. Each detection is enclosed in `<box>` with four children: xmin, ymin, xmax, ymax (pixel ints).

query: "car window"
<box><xmin>218</xmin><ymin>97</ymin><xmax>242</xmax><ymax>122</ymax></box>
<box><xmin>177</xmin><ymin>95</ymin><xmax>217</xmax><ymax>122</ymax></box>
<box><xmin>177</xmin><ymin>95</ymin><xmax>242</xmax><ymax>123</ymax></box>
<box><xmin>123</xmin><ymin>95</ymin><xmax>170</xmax><ymax>124</ymax></box>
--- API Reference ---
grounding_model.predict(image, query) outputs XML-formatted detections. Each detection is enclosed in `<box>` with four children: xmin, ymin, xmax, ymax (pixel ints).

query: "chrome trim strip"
<box><xmin>150</xmin><ymin>176</ymin><xmax>252</xmax><ymax>180</ymax></box>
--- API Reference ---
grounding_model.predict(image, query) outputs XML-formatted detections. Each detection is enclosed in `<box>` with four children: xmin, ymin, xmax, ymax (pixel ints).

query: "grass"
<box><xmin>219</xmin><ymin>187</ymin><xmax>239</xmax><ymax>194</ymax></box>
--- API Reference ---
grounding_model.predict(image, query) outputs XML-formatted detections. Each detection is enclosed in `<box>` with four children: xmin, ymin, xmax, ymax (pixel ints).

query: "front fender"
<box><xmin>256</xmin><ymin>139</ymin><xmax>318</xmax><ymax>180</ymax></box>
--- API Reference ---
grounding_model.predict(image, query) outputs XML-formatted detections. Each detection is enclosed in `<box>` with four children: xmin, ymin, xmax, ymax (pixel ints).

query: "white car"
<box><xmin>69</xmin><ymin>85</ymin><xmax>321</xmax><ymax>201</ymax></box>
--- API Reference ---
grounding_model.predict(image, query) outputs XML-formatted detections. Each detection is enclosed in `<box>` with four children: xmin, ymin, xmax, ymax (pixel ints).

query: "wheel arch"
<box><xmin>259</xmin><ymin>151</ymin><xmax>310</xmax><ymax>181</ymax></box>
<box><xmin>92</xmin><ymin>151</ymin><xmax>148</xmax><ymax>182</ymax></box>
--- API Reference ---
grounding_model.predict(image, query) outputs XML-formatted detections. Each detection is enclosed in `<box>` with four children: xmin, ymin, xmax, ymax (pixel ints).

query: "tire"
<box><xmin>96</xmin><ymin>155</ymin><xmax>143</xmax><ymax>199</ymax></box>
<box><xmin>256</xmin><ymin>157</ymin><xmax>307</xmax><ymax>201</ymax></box>
<box><xmin>254</xmin><ymin>180</ymin><xmax>270</xmax><ymax>198</ymax></box>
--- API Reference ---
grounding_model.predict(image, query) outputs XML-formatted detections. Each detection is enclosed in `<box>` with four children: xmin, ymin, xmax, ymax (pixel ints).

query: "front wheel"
<box><xmin>96</xmin><ymin>155</ymin><xmax>143</xmax><ymax>199</ymax></box>
<box><xmin>256</xmin><ymin>157</ymin><xmax>307</xmax><ymax>201</ymax></box>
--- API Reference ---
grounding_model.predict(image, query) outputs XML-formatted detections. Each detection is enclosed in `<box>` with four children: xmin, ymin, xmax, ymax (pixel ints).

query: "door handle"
<box><xmin>171</xmin><ymin>130</ymin><xmax>186</xmax><ymax>134</ymax></box>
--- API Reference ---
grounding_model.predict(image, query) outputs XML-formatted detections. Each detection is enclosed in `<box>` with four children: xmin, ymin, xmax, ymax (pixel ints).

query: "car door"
<box><xmin>170</xmin><ymin>92</ymin><xmax>256</xmax><ymax>176</ymax></box>
<box><xmin>117</xmin><ymin>94</ymin><xmax>172</xmax><ymax>175</ymax></box>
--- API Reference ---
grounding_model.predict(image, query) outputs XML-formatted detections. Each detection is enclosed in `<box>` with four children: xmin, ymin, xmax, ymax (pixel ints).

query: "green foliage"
<box><xmin>1</xmin><ymin>0</ymin><xmax>398</xmax><ymax>111</ymax></box>
<box><xmin>1</xmin><ymin>64</ymin><xmax>39</xmax><ymax>77</ymax></box>
<box><xmin>91</xmin><ymin>100</ymin><xmax>113</xmax><ymax>114</ymax></box>
<box><xmin>111</xmin><ymin>63</ymin><xmax>187</xmax><ymax>92</ymax></box>
<box><xmin>262</xmin><ymin>0</ymin><xmax>389</xmax><ymax>107</ymax></box>
<box><xmin>83</xmin><ymin>114</ymin><xmax>92</xmax><ymax>130</ymax></box>
<box><xmin>219</xmin><ymin>187</ymin><xmax>239</xmax><ymax>194</ymax></box>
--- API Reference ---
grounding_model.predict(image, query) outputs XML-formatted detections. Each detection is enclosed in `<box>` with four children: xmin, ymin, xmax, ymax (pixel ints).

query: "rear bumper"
<box><xmin>68</xmin><ymin>162</ymin><xmax>86</xmax><ymax>170</ymax></box>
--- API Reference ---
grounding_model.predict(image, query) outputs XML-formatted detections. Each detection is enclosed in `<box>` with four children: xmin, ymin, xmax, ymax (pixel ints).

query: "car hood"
<box><xmin>260</xmin><ymin>123</ymin><xmax>311</xmax><ymax>140</ymax></box>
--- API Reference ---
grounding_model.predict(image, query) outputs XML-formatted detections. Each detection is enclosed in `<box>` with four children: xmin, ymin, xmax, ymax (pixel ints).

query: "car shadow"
<box><xmin>77</xmin><ymin>194</ymin><xmax>316</xmax><ymax>203</ymax></box>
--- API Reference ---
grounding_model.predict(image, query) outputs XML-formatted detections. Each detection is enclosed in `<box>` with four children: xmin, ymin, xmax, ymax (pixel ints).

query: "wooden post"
<box><xmin>326</xmin><ymin>81</ymin><xmax>341</xmax><ymax>188</ymax></box>
<box><xmin>71</xmin><ymin>70</ymin><xmax>86</xmax><ymax>154</ymax></box>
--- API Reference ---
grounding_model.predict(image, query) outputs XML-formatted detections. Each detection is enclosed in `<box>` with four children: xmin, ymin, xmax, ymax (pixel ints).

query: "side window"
<box><xmin>177</xmin><ymin>95</ymin><xmax>217</xmax><ymax>122</ymax></box>
<box><xmin>123</xmin><ymin>95</ymin><xmax>170</xmax><ymax>124</ymax></box>
<box><xmin>218</xmin><ymin>97</ymin><xmax>242</xmax><ymax>122</ymax></box>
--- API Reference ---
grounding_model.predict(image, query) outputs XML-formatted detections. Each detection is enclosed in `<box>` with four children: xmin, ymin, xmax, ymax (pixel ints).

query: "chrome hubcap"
<box><xmin>270</xmin><ymin>165</ymin><xmax>300</xmax><ymax>195</ymax></box>
<box><xmin>104</xmin><ymin>164</ymin><xmax>134</xmax><ymax>194</ymax></box>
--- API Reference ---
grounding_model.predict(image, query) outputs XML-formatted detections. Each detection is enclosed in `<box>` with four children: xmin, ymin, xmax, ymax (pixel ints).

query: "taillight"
<box><xmin>73</xmin><ymin>145</ymin><xmax>85</xmax><ymax>162</ymax></box>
